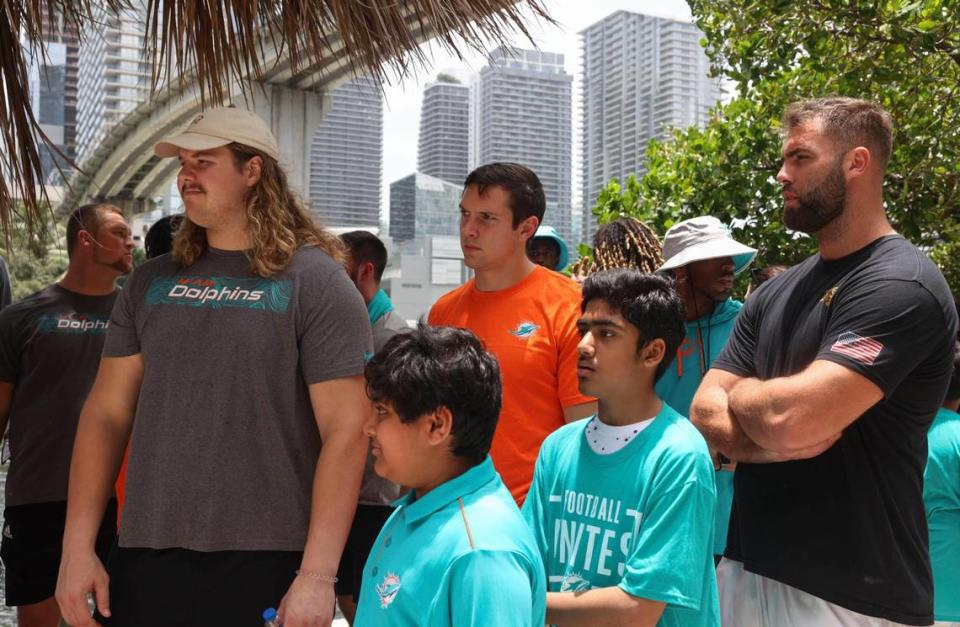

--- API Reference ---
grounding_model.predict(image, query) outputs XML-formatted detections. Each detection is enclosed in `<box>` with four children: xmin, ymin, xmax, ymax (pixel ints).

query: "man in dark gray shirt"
<box><xmin>336</xmin><ymin>230</ymin><xmax>408</xmax><ymax>624</ymax></box>
<box><xmin>0</xmin><ymin>203</ymin><xmax>133</xmax><ymax>627</ymax></box>
<box><xmin>56</xmin><ymin>108</ymin><xmax>373</xmax><ymax>627</ymax></box>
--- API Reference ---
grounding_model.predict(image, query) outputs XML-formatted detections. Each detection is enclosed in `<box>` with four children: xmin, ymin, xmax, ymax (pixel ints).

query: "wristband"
<box><xmin>296</xmin><ymin>569</ymin><xmax>338</xmax><ymax>584</ymax></box>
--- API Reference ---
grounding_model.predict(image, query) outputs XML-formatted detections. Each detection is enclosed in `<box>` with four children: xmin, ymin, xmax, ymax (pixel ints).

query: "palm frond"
<box><xmin>2</xmin><ymin>0</ymin><xmax>553</xmax><ymax>243</ymax></box>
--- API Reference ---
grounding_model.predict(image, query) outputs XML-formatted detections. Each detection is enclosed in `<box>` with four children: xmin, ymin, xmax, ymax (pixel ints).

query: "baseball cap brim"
<box><xmin>154</xmin><ymin>132</ymin><xmax>233</xmax><ymax>158</ymax></box>
<box><xmin>658</xmin><ymin>239</ymin><xmax>757</xmax><ymax>275</ymax></box>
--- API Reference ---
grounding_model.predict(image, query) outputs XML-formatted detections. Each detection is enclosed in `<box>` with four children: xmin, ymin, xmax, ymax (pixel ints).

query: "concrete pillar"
<box><xmin>248</xmin><ymin>84</ymin><xmax>330</xmax><ymax>200</ymax></box>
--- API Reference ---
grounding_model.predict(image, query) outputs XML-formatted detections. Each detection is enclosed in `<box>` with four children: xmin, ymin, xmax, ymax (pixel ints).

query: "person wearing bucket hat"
<box><xmin>654</xmin><ymin>216</ymin><xmax>755</xmax><ymax>563</ymax></box>
<box><xmin>691</xmin><ymin>98</ymin><xmax>957</xmax><ymax>626</ymax></box>
<box><xmin>526</xmin><ymin>225</ymin><xmax>569</xmax><ymax>272</ymax></box>
<box><xmin>57</xmin><ymin>107</ymin><xmax>373</xmax><ymax>627</ymax></box>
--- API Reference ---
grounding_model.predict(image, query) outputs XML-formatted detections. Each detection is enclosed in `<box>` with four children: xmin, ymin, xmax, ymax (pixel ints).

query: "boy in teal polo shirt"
<box><xmin>523</xmin><ymin>269</ymin><xmax>720</xmax><ymax>626</ymax></box>
<box><xmin>925</xmin><ymin>340</ymin><xmax>960</xmax><ymax>626</ymax></box>
<box><xmin>354</xmin><ymin>324</ymin><xmax>546</xmax><ymax>626</ymax></box>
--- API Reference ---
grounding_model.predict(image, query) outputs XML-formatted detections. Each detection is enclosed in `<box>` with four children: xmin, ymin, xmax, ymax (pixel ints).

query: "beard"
<box><xmin>95</xmin><ymin>250</ymin><xmax>133</xmax><ymax>275</ymax></box>
<box><xmin>783</xmin><ymin>159</ymin><xmax>847</xmax><ymax>234</ymax></box>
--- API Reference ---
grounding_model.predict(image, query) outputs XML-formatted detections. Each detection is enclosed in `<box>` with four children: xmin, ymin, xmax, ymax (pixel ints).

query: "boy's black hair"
<box><xmin>463</xmin><ymin>162</ymin><xmax>545</xmax><ymax>231</ymax></box>
<box><xmin>365</xmin><ymin>323</ymin><xmax>502</xmax><ymax>465</ymax></box>
<box><xmin>581</xmin><ymin>269</ymin><xmax>686</xmax><ymax>382</ymax></box>
<box><xmin>340</xmin><ymin>230</ymin><xmax>388</xmax><ymax>282</ymax></box>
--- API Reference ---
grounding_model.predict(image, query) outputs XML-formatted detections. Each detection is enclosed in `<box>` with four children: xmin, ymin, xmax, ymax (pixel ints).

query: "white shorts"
<box><xmin>717</xmin><ymin>558</ymin><xmax>920</xmax><ymax>627</ymax></box>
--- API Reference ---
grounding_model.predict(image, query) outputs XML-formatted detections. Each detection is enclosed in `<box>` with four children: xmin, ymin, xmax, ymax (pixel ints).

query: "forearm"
<box><xmin>546</xmin><ymin>588</ymin><xmax>664</xmax><ymax>627</ymax></box>
<box><xmin>63</xmin><ymin>411</ymin><xmax>130</xmax><ymax>551</ymax></box>
<box><xmin>300</xmin><ymin>427</ymin><xmax>367</xmax><ymax>574</ymax></box>
<box><xmin>728</xmin><ymin>376</ymin><xmax>805</xmax><ymax>452</ymax></box>
<box><xmin>690</xmin><ymin>383</ymin><xmax>764</xmax><ymax>462</ymax></box>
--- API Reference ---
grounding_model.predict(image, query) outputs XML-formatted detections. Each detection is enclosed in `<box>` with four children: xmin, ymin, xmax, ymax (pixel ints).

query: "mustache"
<box><xmin>180</xmin><ymin>183</ymin><xmax>204</xmax><ymax>193</ymax></box>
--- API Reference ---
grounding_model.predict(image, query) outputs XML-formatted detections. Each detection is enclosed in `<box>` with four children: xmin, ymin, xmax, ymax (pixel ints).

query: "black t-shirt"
<box><xmin>714</xmin><ymin>235</ymin><xmax>957</xmax><ymax>625</ymax></box>
<box><xmin>0</xmin><ymin>284</ymin><xmax>118</xmax><ymax>506</ymax></box>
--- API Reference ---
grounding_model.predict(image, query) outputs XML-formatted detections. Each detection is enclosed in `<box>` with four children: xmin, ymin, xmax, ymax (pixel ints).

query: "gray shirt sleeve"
<box><xmin>103</xmin><ymin>268</ymin><xmax>143</xmax><ymax>357</ymax></box>
<box><xmin>297</xmin><ymin>264</ymin><xmax>373</xmax><ymax>384</ymax></box>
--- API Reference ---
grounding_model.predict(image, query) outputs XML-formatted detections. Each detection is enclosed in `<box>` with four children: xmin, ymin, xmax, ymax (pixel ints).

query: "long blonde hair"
<box><xmin>172</xmin><ymin>142</ymin><xmax>343</xmax><ymax>276</ymax></box>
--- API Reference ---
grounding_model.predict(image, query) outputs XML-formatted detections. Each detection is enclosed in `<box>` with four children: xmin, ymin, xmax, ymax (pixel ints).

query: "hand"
<box><xmin>277</xmin><ymin>574</ymin><xmax>336</xmax><ymax>627</ymax></box>
<box><xmin>56</xmin><ymin>548</ymin><xmax>109</xmax><ymax>627</ymax></box>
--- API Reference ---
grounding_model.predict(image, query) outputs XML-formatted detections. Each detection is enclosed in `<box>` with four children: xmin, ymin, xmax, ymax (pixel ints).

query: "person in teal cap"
<box><xmin>353</xmin><ymin>324</ymin><xmax>546</xmax><ymax>626</ymax></box>
<box><xmin>523</xmin><ymin>269</ymin><xmax>720</xmax><ymax>626</ymax></box>
<box><xmin>527</xmin><ymin>225</ymin><xmax>570</xmax><ymax>272</ymax></box>
<box><xmin>655</xmin><ymin>216</ymin><xmax>756</xmax><ymax>561</ymax></box>
<box><xmin>925</xmin><ymin>339</ymin><xmax>960</xmax><ymax>626</ymax></box>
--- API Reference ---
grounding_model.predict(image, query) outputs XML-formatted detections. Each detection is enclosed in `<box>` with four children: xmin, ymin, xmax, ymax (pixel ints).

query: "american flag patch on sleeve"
<box><xmin>830</xmin><ymin>332</ymin><xmax>884</xmax><ymax>365</ymax></box>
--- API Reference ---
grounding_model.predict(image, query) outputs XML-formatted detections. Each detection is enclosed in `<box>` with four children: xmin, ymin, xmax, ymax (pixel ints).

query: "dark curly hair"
<box><xmin>365</xmin><ymin>324</ymin><xmax>502</xmax><ymax>465</ymax></box>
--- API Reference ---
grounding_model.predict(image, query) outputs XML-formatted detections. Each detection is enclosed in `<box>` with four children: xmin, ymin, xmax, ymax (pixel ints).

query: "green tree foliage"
<box><xmin>638</xmin><ymin>0</ymin><xmax>960</xmax><ymax>286</ymax></box>
<box><xmin>0</xmin><ymin>207</ymin><xmax>69</xmax><ymax>301</ymax></box>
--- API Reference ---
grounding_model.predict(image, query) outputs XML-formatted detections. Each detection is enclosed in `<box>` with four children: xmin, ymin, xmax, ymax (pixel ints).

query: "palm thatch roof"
<box><xmin>2</xmin><ymin>0</ymin><xmax>552</xmax><ymax>241</ymax></box>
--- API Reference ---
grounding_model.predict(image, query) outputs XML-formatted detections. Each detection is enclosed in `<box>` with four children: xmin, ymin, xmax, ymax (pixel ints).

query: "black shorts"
<box><xmin>93</xmin><ymin>546</ymin><xmax>303</xmax><ymax>627</ymax></box>
<box><xmin>1</xmin><ymin>499</ymin><xmax>117</xmax><ymax>606</ymax></box>
<box><xmin>335</xmin><ymin>503</ymin><xmax>394</xmax><ymax>601</ymax></box>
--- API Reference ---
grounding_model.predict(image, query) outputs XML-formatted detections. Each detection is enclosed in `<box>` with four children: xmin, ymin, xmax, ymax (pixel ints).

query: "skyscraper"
<box><xmin>388</xmin><ymin>173</ymin><xmax>462</xmax><ymax>242</ymax></box>
<box><xmin>580</xmin><ymin>11</ymin><xmax>721</xmax><ymax>241</ymax></box>
<box><xmin>417</xmin><ymin>75</ymin><xmax>470</xmax><ymax>185</ymax></box>
<box><xmin>76</xmin><ymin>1</ymin><xmax>152</xmax><ymax>162</ymax></box>
<box><xmin>24</xmin><ymin>8</ymin><xmax>80</xmax><ymax>184</ymax></box>
<box><xmin>308</xmin><ymin>77</ymin><xmax>383</xmax><ymax>229</ymax></box>
<box><xmin>472</xmin><ymin>46</ymin><xmax>573</xmax><ymax>243</ymax></box>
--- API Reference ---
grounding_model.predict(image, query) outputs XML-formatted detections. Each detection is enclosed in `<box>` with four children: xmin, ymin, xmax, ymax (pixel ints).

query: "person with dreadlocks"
<box><xmin>592</xmin><ymin>217</ymin><xmax>664</xmax><ymax>274</ymax></box>
<box><xmin>655</xmin><ymin>216</ymin><xmax>756</xmax><ymax>563</ymax></box>
<box><xmin>569</xmin><ymin>217</ymin><xmax>664</xmax><ymax>282</ymax></box>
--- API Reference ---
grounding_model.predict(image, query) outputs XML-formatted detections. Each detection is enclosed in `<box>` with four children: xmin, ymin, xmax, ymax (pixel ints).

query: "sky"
<box><xmin>378</xmin><ymin>0</ymin><xmax>692</xmax><ymax>218</ymax></box>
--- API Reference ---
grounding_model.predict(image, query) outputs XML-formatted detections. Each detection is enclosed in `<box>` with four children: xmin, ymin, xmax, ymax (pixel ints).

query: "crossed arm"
<box><xmin>690</xmin><ymin>360</ymin><xmax>883</xmax><ymax>463</ymax></box>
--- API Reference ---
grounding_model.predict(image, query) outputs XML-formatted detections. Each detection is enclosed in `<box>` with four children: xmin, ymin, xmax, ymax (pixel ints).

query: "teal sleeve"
<box><xmin>521</xmin><ymin>451</ymin><xmax>550</xmax><ymax>566</ymax></box>
<box><xmin>620</xmin><ymin>480</ymin><xmax>716</xmax><ymax>609</ymax></box>
<box><xmin>441</xmin><ymin>551</ymin><xmax>542</xmax><ymax>627</ymax></box>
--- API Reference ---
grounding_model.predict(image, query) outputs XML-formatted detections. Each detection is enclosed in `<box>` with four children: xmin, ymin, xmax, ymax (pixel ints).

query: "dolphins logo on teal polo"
<box><xmin>376</xmin><ymin>572</ymin><xmax>401</xmax><ymax>608</ymax></box>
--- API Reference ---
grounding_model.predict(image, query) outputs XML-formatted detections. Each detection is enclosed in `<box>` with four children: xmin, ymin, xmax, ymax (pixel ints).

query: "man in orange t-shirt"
<box><xmin>429</xmin><ymin>163</ymin><xmax>596</xmax><ymax>503</ymax></box>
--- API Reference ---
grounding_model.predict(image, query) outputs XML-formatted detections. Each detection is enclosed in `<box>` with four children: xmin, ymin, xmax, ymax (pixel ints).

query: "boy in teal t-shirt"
<box><xmin>523</xmin><ymin>269</ymin><xmax>720</xmax><ymax>626</ymax></box>
<box><xmin>924</xmin><ymin>341</ymin><xmax>960</xmax><ymax>624</ymax></box>
<box><xmin>353</xmin><ymin>325</ymin><xmax>546</xmax><ymax>627</ymax></box>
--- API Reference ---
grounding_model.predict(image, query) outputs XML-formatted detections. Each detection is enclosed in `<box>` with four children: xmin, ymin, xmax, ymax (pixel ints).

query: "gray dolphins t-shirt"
<box><xmin>104</xmin><ymin>246</ymin><xmax>372</xmax><ymax>552</ymax></box>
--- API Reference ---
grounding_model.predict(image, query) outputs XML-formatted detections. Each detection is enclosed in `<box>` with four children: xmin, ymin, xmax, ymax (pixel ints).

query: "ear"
<box><xmin>641</xmin><ymin>338</ymin><xmax>667</xmax><ymax>370</ymax></box>
<box><xmin>518</xmin><ymin>216</ymin><xmax>540</xmax><ymax>243</ymax></box>
<box><xmin>846</xmin><ymin>146</ymin><xmax>871</xmax><ymax>178</ymax></box>
<box><xmin>424</xmin><ymin>406</ymin><xmax>455</xmax><ymax>447</ymax></box>
<box><xmin>245</xmin><ymin>155</ymin><xmax>263</xmax><ymax>187</ymax></box>
<box><xmin>359</xmin><ymin>261</ymin><xmax>376</xmax><ymax>283</ymax></box>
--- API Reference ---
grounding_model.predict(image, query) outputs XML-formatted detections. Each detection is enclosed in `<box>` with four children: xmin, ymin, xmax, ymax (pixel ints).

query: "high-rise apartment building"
<box><xmin>388</xmin><ymin>172</ymin><xmax>462</xmax><ymax>242</ymax></box>
<box><xmin>76</xmin><ymin>1</ymin><xmax>152</xmax><ymax>162</ymax></box>
<box><xmin>417</xmin><ymin>75</ymin><xmax>470</xmax><ymax>185</ymax></box>
<box><xmin>308</xmin><ymin>78</ymin><xmax>383</xmax><ymax>229</ymax></box>
<box><xmin>472</xmin><ymin>46</ymin><xmax>573</xmax><ymax>243</ymax></box>
<box><xmin>23</xmin><ymin>8</ymin><xmax>80</xmax><ymax>184</ymax></box>
<box><xmin>580</xmin><ymin>11</ymin><xmax>721</xmax><ymax>240</ymax></box>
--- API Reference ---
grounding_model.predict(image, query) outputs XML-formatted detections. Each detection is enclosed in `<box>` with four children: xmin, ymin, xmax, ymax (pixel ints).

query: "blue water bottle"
<box><xmin>263</xmin><ymin>607</ymin><xmax>280</xmax><ymax>626</ymax></box>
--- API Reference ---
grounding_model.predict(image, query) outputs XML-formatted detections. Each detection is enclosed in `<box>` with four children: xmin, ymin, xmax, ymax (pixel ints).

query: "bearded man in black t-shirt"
<box><xmin>691</xmin><ymin>98</ymin><xmax>957</xmax><ymax>626</ymax></box>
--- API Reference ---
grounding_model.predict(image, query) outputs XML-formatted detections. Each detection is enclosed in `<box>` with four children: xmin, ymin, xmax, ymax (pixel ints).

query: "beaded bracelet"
<box><xmin>296</xmin><ymin>569</ymin><xmax>339</xmax><ymax>584</ymax></box>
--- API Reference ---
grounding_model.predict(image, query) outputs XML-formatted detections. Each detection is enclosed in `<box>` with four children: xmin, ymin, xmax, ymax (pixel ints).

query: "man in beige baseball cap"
<box><xmin>57</xmin><ymin>107</ymin><xmax>373</xmax><ymax>627</ymax></box>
